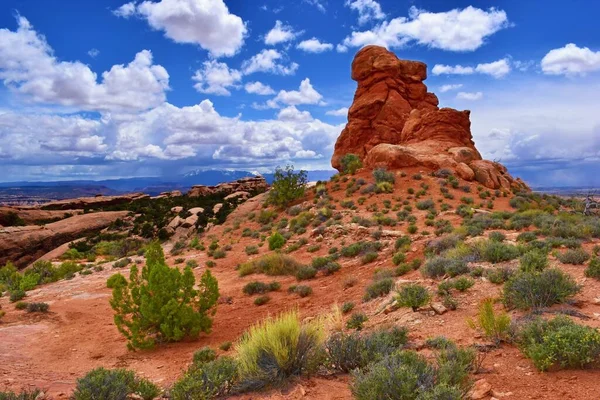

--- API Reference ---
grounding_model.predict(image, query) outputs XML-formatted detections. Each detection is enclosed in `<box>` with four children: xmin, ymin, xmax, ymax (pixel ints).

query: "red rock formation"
<box><xmin>40</xmin><ymin>193</ymin><xmax>149</xmax><ymax>210</ymax></box>
<box><xmin>0</xmin><ymin>211</ymin><xmax>129</xmax><ymax>268</ymax></box>
<box><xmin>332</xmin><ymin>45</ymin><xmax>528</xmax><ymax>191</ymax></box>
<box><xmin>188</xmin><ymin>176</ymin><xmax>268</xmax><ymax>197</ymax></box>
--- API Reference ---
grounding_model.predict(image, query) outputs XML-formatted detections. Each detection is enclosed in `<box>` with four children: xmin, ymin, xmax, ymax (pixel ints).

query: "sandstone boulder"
<box><xmin>188</xmin><ymin>176</ymin><xmax>268</xmax><ymax>197</ymax></box>
<box><xmin>0</xmin><ymin>211</ymin><xmax>129</xmax><ymax>268</ymax></box>
<box><xmin>331</xmin><ymin>45</ymin><xmax>528</xmax><ymax>191</ymax></box>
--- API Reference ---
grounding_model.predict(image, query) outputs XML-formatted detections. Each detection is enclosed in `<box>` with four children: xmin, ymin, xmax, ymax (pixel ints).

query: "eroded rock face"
<box><xmin>40</xmin><ymin>193</ymin><xmax>149</xmax><ymax>210</ymax></box>
<box><xmin>332</xmin><ymin>45</ymin><xmax>528</xmax><ymax>191</ymax></box>
<box><xmin>0</xmin><ymin>211</ymin><xmax>129</xmax><ymax>268</ymax></box>
<box><xmin>188</xmin><ymin>176</ymin><xmax>268</xmax><ymax>197</ymax></box>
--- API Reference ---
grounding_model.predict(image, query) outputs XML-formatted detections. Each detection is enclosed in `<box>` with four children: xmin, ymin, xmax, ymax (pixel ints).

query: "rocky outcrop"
<box><xmin>0</xmin><ymin>207</ymin><xmax>82</xmax><ymax>226</ymax></box>
<box><xmin>331</xmin><ymin>45</ymin><xmax>528</xmax><ymax>191</ymax></box>
<box><xmin>188</xmin><ymin>176</ymin><xmax>268</xmax><ymax>197</ymax></box>
<box><xmin>40</xmin><ymin>193</ymin><xmax>149</xmax><ymax>210</ymax></box>
<box><xmin>0</xmin><ymin>211</ymin><xmax>129</xmax><ymax>268</ymax></box>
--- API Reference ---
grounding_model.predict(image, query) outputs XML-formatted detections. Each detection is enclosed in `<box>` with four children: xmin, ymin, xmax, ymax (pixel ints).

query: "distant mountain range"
<box><xmin>0</xmin><ymin>169</ymin><xmax>337</xmax><ymax>204</ymax></box>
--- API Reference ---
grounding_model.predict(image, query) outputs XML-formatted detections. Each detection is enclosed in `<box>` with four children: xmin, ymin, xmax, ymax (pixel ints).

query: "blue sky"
<box><xmin>0</xmin><ymin>0</ymin><xmax>599</xmax><ymax>186</ymax></box>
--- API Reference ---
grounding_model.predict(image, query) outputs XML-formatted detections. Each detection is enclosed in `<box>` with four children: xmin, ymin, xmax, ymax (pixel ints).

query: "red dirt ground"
<box><xmin>1</xmin><ymin>168</ymin><xmax>600</xmax><ymax>399</ymax></box>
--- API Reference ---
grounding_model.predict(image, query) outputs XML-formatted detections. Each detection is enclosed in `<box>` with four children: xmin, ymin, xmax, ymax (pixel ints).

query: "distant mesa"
<box><xmin>331</xmin><ymin>45</ymin><xmax>528</xmax><ymax>191</ymax></box>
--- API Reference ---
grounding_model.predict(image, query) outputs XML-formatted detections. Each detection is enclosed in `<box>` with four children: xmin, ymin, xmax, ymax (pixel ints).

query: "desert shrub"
<box><xmin>26</xmin><ymin>302</ymin><xmax>49</xmax><ymax>313</ymax></box>
<box><xmin>452</xmin><ymin>277</ymin><xmax>474</xmax><ymax>292</ymax></box>
<box><xmin>351</xmin><ymin>345</ymin><xmax>474</xmax><ymax>400</ymax></box>
<box><xmin>18</xmin><ymin>273</ymin><xmax>39</xmax><ymax>291</ymax></box>
<box><xmin>422</xmin><ymin>257</ymin><xmax>468</xmax><ymax>278</ymax></box>
<box><xmin>193</xmin><ymin>347</ymin><xmax>217</xmax><ymax>365</ymax></box>
<box><xmin>407</xmin><ymin>224</ymin><xmax>418</xmax><ymax>234</ymax></box>
<box><xmin>484</xmin><ymin>266</ymin><xmax>514</xmax><ymax>284</ymax></box>
<box><xmin>346</xmin><ymin>312</ymin><xmax>368</xmax><ymax>330</ymax></box>
<box><xmin>268</xmin><ymin>165</ymin><xmax>308</xmax><ymax>208</ymax></box>
<box><xmin>361</xmin><ymin>252</ymin><xmax>378</xmax><ymax>264</ymax></box>
<box><xmin>235</xmin><ymin>310</ymin><xmax>325</xmax><ymax>391</ymax></box>
<box><xmin>520</xmin><ymin>249</ymin><xmax>548</xmax><ymax>273</ymax></box>
<box><xmin>113</xmin><ymin>258</ymin><xmax>131</xmax><ymax>268</ymax></box>
<box><xmin>243</xmin><ymin>281</ymin><xmax>280</xmax><ymax>295</ymax></box>
<box><xmin>477</xmin><ymin>240</ymin><xmax>522</xmax><ymax>263</ymax></box>
<box><xmin>517</xmin><ymin>231</ymin><xmax>537</xmax><ymax>243</ymax></box>
<box><xmin>268</xmin><ymin>232</ymin><xmax>286</xmax><ymax>251</ymax></box>
<box><xmin>0</xmin><ymin>390</ymin><xmax>41</xmax><ymax>400</ymax></box>
<box><xmin>468</xmin><ymin>298</ymin><xmax>511</xmax><ymax>344</ymax></box>
<box><xmin>373</xmin><ymin>168</ymin><xmax>395</xmax><ymax>184</ymax></box>
<box><xmin>245</xmin><ymin>245</ymin><xmax>259</xmax><ymax>256</ymax></box>
<box><xmin>171</xmin><ymin>357</ymin><xmax>238</xmax><ymax>400</ymax></box>
<box><xmin>288</xmin><ymin>284</ymin><xmax>312</xmax><ymax>297</ymax></box>
<box><xmin>295</xmin><ymin>266</ymin><xmax>317</xmax><ymax>281</ymax></box>
<box><xmin>341</xmin><ymin>301</ymin><xmax>355</xmax><ymax>314</ymax></box>
<box><xmin>396</xmin><ymin>284</ymin><xmax>431</xmax><ymax>311</ymax></box>
<box><xmin>340</xmin><ymin>154</ymin><xmax>362</xmax><ymax>175</ymax></box>
<box><xmin>326</xmin><ymin>327</ymin><xmax>408</xmax><ymax>373</ymax></box>
<box><xmin>110</xmin><ymin>242</ymin><xmax>219</xmax><ymax>350</ymax></box>
<box><xmin>584</xmin><ymin>257</ymin><xmax>600</xmax><ymax>279</ymax></box>
<box><xmin>416</xmin><ymin>199</ymin><xmax>435</xmax><ymax>211</ymax></box>
<box><xmin>556</xmin><ymin>248</ymin><xmax>590</xmax><ymax>265</ymax></box>
<box><xmin>363</xmin><ymin>278</ymin><xmax>394</xmax><ymax>301</ymax></box>
<box><xmin>488</xmin><ymin>231</ymin><xmax>506</xmax><ymax>242</ymax></box>
<box><xmin>72</xmin><ymin>367</ymin><xmax>159</xmax><ymax>400</ymax></box>
<box><xmin>517</xmin><ymin>316</ymin><xmax>600</xmax><ymax>371</ymax></box>
<box><xmin>503</xmin><ymin>269</ymin><xmax>580</xmax><ymax>310</ymax></box>
<box><xmin>239</xmin><ymin>253</ymin><xmax>303</xmax><ymax>277</ymax></box>
<box><xmin>9</xmin><ymin>290</ymin><xmax>25</xmax><ymax>303</ymax></box>
<box><xmin>253</xmin><ymin>295</ymin><xmax>270</xmax><ymax>306</ymax></box>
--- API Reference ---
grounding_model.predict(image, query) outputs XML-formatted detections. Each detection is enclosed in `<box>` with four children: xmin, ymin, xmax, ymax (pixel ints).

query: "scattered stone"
<box><xmin>188</xmin><ymin>207</ymin><xmax>204</xmax><ymax>215</ymax></box>
<box><xmin>430</xmin><ymin>302</ymin><xmax>447</xmax><ymax>315</ymax></box>
<box><xmin>171</xmin><ymin>206</ymin><xmax>183</xmax><ymax>213</ymax></box>
<box><xmin>470</xmin><ymin>379</ymin><xmax>492</xmax><ymax>399</ymax></box>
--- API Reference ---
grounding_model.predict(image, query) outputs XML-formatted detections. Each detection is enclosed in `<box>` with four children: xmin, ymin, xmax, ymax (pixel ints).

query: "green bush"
<box><xmin>517</xmin><ymin>316</ymin><xmax>600</xmax><ymax>371</ymax></box>
<box><xmin>556</xmin><ymin>248</ymin><xmax>590</xmax><ymax>265</ymax></box>
<box><xmin>243</xmin><ymin>281</ymin><xmax>280</xmax><ymax>295</ymax></box>
<box><xmin>346</xmin><ymin>312</ymin><xmax>368</xmax><ymax>330</ymax></box>
<box><xmin>477</xmin><ymin>240</ymin><xmax>522</xmax><ymax>263</ymax></box>
<box><xmin>170</xmin><ymin>357</ymin><xmax>238</xmax><ymax>400</ymax></box>
<box><xmin>9</xmin><ymin>290</ymin><xmax>25</xmax><ymax>303</ymax></box>
<box><xmin>484</xmin><ymin>266</ymin><xmax>514</xmax><ymax>284</ymax></box>
<box><xmin>468</xmin><ymin>298</ymin><xmax>511</xmax><ymax>343</ymax></box>
<box><xmin>295</xmin><ymin>266</ymin><xmax>317</xmax><ymax>280</ymax></box>
<box><xmin>288</xmin><ymin>284</ymin><xmax>312</xmax><ymax>297</ymax></box>
<box><xmin>238</xmin><ymin>253</ymin><xmax>303</xmax><ymax>277</ymax></box>
<box><xmin>452</xmin><ymin>277</ymin><xmax>474</xmax><ymax>292</ymax></box>
<box><xmin>72</xmin><ymin>367</ymin><xmax>159</xmax><ymax>400</ymax></box>
<box><xmin>192</xmin><ymin>347</ymin><xmax>217</xmax><ymax>365</ymax></box>
<box><xmin>503</xmin><ymin>269</ymin><xmax>580</xmax><ymax>310</ymax></box>
<box><xmin>584</xmin><ymin>257</ymin><xmax>600</xmax><ymax>279</ymax></box>
<box><xmin>363</xmin><ymin>278</ymin><xmax>394</xmax><ymax>301</ymax></box>
<box><xmin>396</xmin><ymin>284</ymin><xmax>431</xmax><ymax>311</ymax></box>
<box><xmin>26</xmin><ymin>302</ymin><xmax>49</xmax><ymax>313</ymax></box>
<box><xmin>110</xmin><ymin>243</ymin><xmax>219</xmax><ymax>350</ymax></box>
<box><xmin>253</xmin><ymin>295</ymin><xmax>270</xmax><ymax>306</ymax></box>
<box><xmin>520</xmin><ymin>249</ymin><xmax>548</xmax><ymax>272</ymax></box>
<box><xmin>113</xmin><ymin>258</ymin><xmax>131</xmax><ymax>268</ymax></box>
<box><xmin>351</xmin><ymin>345</ymin><xmax>474</xmax><ymax>400</ymax></box>
<box><xmin>19</xmin><ymin>273</ymin><xmax>40</xmax><ymax>291</ymax></box>
<box><xmin>268</xmin><ymin>232</ymin><xmax>286</xmax><ymax>250</ymax></box>
<box><xmin>340</xmin><ymin>154</ymin><xmax>363</xmax><ymax>175</ymax></box>
<box><xmin>235</xmin><ymin>310</ymin><xmax>325</xmax><ymax>391</ymax></box>
<box><xmin>361</xmin><ymin>252</ymin><xmax>378</xmax><ymax>264</ymax></box>
<box><xmin>268</xmin><ymin>165</ymin><xmax>308</xmax><ymax>208</ymax></box>
<box><xmin>0</xmin><ymin>390</ymin><xmax>41</xmax><ymax>400</ymax></box>
<box><xmin>341</xmin><ymin>301</ymin><xmax>355</xmax><ymax>314</ymax></box>
<box><xmin>373</xmin><ymin>168</ymin><xmax>395</xmax><ymax>184</ymax></box>
<box><xmin>422</xmin><ymin>257</ymin><xmax>468</xmax><ymax>278</ymax></box>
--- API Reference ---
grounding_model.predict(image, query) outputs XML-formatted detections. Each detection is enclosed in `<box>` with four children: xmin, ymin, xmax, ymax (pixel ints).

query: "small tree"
<box><xmin>110</xmin><ymin>242</ymin><xmax>219</xmax><ymax>350</ymax></box>
<box><xmin>340</xmin><ymin>154</ymin><xmax>362</xmax><ymax>175</ymax></box>
<box><xmin>268</xmin><ymin>165</ymin><xmax>308</xmax><ymax>208</ymax></box>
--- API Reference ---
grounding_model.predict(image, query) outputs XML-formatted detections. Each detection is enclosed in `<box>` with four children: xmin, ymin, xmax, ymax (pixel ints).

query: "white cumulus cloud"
<box><xmin>114</xmin><ymin>0</ymin><xmax>247</xmax><ymax>57</ymax></box>
<box><xmin>341</xmin><ymin>6</ymin><xmax>509</xmax><ymax>52</ymax></box>
<box><xmin>244</xmin><ymin>81</ymin><xmax>275</xmax><ymax>95</ymax></box>
<box><xmin>439</xmin><ymin>84</ymin><xmax>463</xmax><ymax>93</ymax></box>
<box><xmin>456</xmin><ymin>91</ymin><xmax>483</xmax><ymax>100</ymax></box>
<box><xmin>241</xmin><ymin>49</ymin><xmax>299</xmax><ymax>75</ymax></box>
<box><xmin>264</xmin><ymin>20</ymin><xmax>301</xmax><ymax>45</ymax></box>
<box><xmin>192</xmin><ymin>60</ymin><xmax>241</xmax><ymax>96</ymax></box>
<box><xmin>297</xmin><ymin>38</ymin><xmax>333</xmax><ymax>53</ymax></box>
<box><xmin>541</xmin><ymin>43</ymin><xmax>600</xmax><ymax>76</ymax></box>
<box><xmin>326</xmin><ymin>107</ymin><xmax>349</xmax><ymax>116</ymax></box>
<box><xmin>433</xmin><ymin>58</ymin><xmax>511</xmax><ymax>78</ymax></box>
<box><xmin>346</xmin><ymin>0</ymin><xmax>386</xmax><ymax>25</ymax></box>
<box><xmin>272</xmin><ymin>78</ymin><xmax>323</xmax><ymax>106</ymax></box>
<box><xmin>0</xmin><ymin>17</ymin><xmax>169</xmax><ymax>112</ymax></box>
